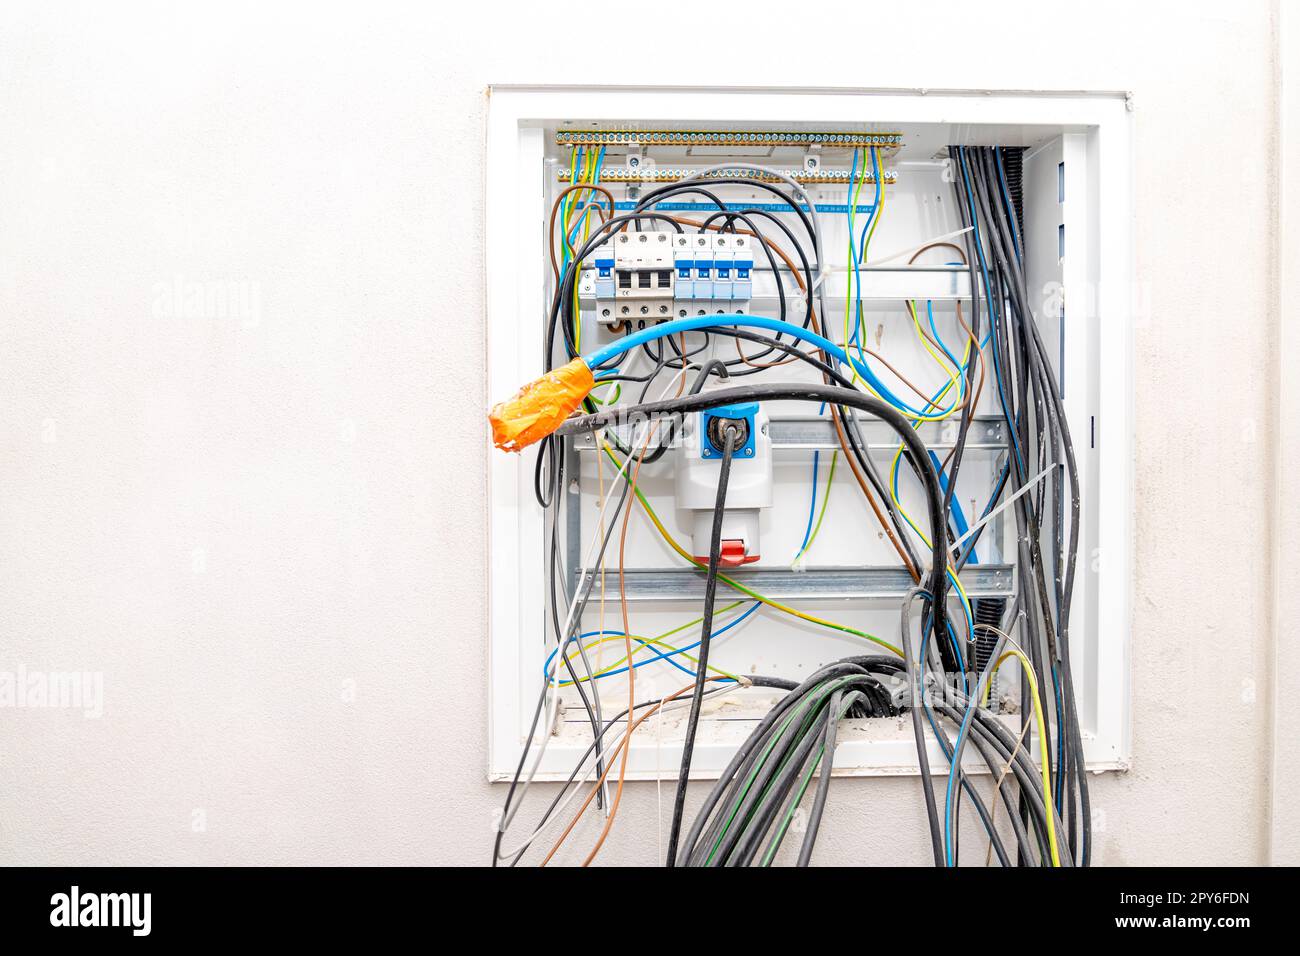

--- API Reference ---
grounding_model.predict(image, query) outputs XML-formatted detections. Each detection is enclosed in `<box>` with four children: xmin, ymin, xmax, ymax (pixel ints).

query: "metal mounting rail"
<box><xmin>573</xmin><ymin>415</ymin><xmax>1008</xmax><ymax>452</ymax></box>
<box><xmin>573</xmin><ymin>564</ymin><xmax>1015</xmax><ymax>602</ymax></box>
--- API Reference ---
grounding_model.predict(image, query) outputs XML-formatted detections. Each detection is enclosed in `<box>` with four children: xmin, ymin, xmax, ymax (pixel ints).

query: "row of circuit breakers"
<box><xmin>583</xmin><ymin>231</ymin><xmax>754</xmax><ymax>325</ymax></box>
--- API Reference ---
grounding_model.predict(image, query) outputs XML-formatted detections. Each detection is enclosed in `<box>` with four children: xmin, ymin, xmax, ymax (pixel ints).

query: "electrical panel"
<box><xmin>485</xmin><ymin>88</ymin><xmax>1133</xmax><ymax>865</ymax></box>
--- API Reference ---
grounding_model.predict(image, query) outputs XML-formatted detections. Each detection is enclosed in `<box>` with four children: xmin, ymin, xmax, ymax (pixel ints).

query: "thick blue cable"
<box><xmin>582</xmin><ymin>314</ymin><xmax>950</xmax><ymax>421</ymax></box>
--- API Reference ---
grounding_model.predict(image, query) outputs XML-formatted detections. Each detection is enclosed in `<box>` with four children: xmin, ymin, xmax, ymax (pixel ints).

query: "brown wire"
<box><xmin>548</xmin><ymin>183</ymin><xmax>617</xmax><ymax>284</ymax></box>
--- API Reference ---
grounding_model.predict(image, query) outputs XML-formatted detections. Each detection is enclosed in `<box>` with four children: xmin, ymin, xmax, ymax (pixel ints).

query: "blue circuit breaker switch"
<box><xmin>593</xmin><ymin>242</ymin><xmax>616</xmax><ymax>301</ymax></box>
<box><xmin>712</xmin><ymin>235</ymin><xmax>734</xmax><ymax>302</ymax></box>
<box><xmin>692</xmin><ymin>234</ymin><xmax>713</xmax><ymax>300</ymax></box>
<box><xmin>673</xmin><ymin>234</ymin><xmax>694</xmax><ymax>301</ymax></box>
<box><xmin>732</xmin><ymin>235</ymin><xmax>753</xmax><ymax>303</ymax></box>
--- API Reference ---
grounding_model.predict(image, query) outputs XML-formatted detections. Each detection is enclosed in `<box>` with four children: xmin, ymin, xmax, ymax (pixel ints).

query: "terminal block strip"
<box><xmin>555</xmin><ymin>129</ymin><xmax>902</xmax><ymax>149</ymax></box>
<box><xmin>557</xmin><ymin>166</ymin><xmax>898</xmax><ymax>186</ymax></box>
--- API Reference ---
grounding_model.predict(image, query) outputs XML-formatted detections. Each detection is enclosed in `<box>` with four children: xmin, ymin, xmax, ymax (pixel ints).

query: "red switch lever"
<box><xmin>693</xmin><ymin>539</ymin><xmax>759</xmax><ymax>569</ymax></box>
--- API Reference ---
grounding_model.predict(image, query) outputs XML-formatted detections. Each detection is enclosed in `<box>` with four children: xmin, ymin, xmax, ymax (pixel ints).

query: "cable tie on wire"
<box><xmin>948</xmin><ymin>461</ymin><xmax>1060</xmax><ymax>552</ymax></box>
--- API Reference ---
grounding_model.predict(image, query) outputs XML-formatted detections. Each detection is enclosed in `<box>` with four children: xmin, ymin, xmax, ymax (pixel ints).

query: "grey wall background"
<box><xmin>0</xmin><ymin>0</ymin><xmax>1294</xmax><ymax>865</ymax></box>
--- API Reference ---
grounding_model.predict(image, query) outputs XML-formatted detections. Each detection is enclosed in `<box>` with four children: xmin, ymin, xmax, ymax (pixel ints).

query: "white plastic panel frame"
<box><xmin>485</xmin><ymin>86</ymin><xmax>1133</xmax><ymax>781</ymax></box>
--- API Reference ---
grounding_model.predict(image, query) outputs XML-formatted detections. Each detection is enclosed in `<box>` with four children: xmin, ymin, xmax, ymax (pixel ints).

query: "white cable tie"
<box><xmin>948</xmin><ymin>461</ymin><xmax>1060</xmax><ymax>553</ymax></box>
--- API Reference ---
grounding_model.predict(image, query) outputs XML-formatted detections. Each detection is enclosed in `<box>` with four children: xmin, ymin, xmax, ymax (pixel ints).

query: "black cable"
<box><xmin>689</xmin><ymin>359</ymin><xmax>729</xmax><ymax>393</ymax></box>
<box><xmin>665</xmin><ymin>419</ymin><xmax>740</xmax><ymax>867</ymax></box>
<box><xmin>900</xmin><ymin>587</ymin><xmax>944</xmax><ymax>865</ymax></box>
<box><xmin>796</xmin><ymin>689</ymin><xmax>844</xmax><ymax>866</ymax></box>
<box><xmin>516</xmin><ymin>150</ymin><xmax>1090</xmax><ymax>868</ymax></box>
<box><xmin>727</xmin><ymin>694</ymin><xmax>839</xmax><ymax>865</ymax></box>
<box><xmin>698</xmin><ymin>669</ymin><xmax>892</xmax><ymax>867</ymax></box>
<box><xmin>712</xmin><ymin>677</ymin><xmax>840</xmax><ymax>865</ymax></box>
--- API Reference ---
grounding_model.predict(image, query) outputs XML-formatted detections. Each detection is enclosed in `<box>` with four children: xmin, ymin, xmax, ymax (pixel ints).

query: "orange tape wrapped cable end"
<box><xmin>489</xmin><ymin>358</ymin><xmax>595</xmax><ymax>452</ymax></box>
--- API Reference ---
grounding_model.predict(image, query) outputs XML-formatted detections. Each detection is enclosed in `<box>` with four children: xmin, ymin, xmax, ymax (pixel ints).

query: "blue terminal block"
<box><xmin>700</xmin><ymin>402</ymin><xmax>758</xmax><ymax>459</ymax></box>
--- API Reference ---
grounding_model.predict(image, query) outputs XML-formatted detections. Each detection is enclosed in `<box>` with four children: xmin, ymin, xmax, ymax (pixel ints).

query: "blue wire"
<box><xmin>796</xmin><ymin>401</ymin><xmax>833</xmax><ymax>557</ymax></box>
<box><xmin>943</xmin><ymin>666</ymin><xmax>986</xmax><ymax>866</ymax></box>
<box><xmin>798</xmin><ymin>452</ymin><xmax>821</xmax><ymax>554</ymax></box>
<box><xmin>543</xmin><ymin>601</ymin><xmax>762</xmax><ymax>684</ymax></box>
<box><xmin>855</xmin><ymin>147</ymin><xmax>885</xmax><ymax>265</ymax></box>
<box><xmin>550</xmin><ymin>631</ymin><xmax>698</xmax><ymax>682</ymax></box>
<box><xmin>929</xmin><ymin>449</ymin><xmax>977</xmax><ymax>566</ymax></box>
<box><xmin>1052</xmin><ymin>665</ymin><xmax>1065</xmax><ymax>809</ymax></box>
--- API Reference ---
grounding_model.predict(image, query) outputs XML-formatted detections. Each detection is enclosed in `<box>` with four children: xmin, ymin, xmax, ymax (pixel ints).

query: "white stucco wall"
<box><xmin>0</xmin><ymin>0</ymin><xmax>1290</xmax><ymax>865</ymax></box>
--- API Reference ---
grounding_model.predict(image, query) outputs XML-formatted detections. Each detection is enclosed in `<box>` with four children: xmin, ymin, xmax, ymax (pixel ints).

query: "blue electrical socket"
<box><xmin>700</xmin><ymin>402</ymin><xmax>758</xmax><ymax>459</ymax></box>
